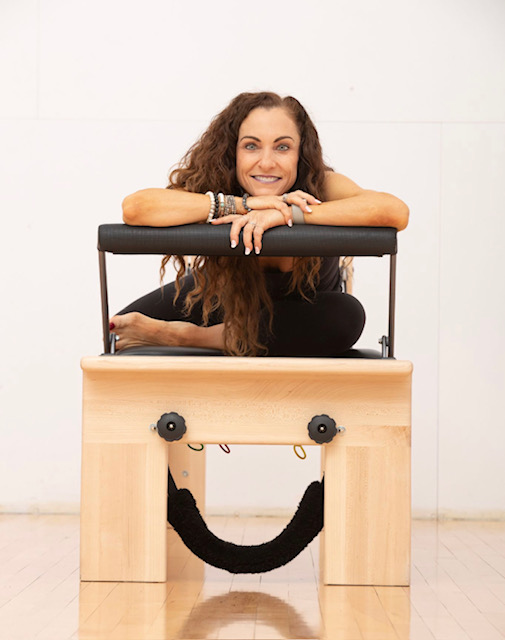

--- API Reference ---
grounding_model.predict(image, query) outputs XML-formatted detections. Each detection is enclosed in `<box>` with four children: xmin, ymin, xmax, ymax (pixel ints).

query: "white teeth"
<box><xmin>253</xmin><ymin>176</ymin><xmax>280</xmax><ymax>183</ymax></box>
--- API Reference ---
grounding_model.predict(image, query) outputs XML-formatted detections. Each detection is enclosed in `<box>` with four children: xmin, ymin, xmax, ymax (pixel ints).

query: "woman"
<box><xmin>110</xmin><ymin>92</ymin><xmax>408</xmax><ymax>356</ymax></box>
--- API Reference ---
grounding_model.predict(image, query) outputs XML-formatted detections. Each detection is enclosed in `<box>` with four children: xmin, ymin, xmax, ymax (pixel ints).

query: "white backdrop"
<box><xmin>1</xmin><ymin>0</ymin><xmax>504</xmax><ymax>519</ymax></box>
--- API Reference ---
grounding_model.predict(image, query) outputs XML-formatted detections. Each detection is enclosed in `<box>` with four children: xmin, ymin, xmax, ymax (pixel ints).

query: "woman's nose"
<box><xmin>257</xmin><ymin>149</ymin><xmax>275</xmax><ymax>170</ymax></box>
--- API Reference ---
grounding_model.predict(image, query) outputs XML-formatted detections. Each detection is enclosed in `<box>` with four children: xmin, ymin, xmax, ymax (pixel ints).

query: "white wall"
<box><xmin>1</xmin><ymin>0</ymin><xmax>504</xmax><ymax>519</ymax></box>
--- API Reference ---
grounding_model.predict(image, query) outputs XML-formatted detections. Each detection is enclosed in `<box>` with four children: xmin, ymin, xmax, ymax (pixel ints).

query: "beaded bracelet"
<box><xmin>225</xmin><ymin>194</ymin><xmax>237</xmax><ymax>216</ymax></box>
<box><xmin>205</xmin><ymin>191</ymin><xmax>216</xmax><ymax>223</ymax></box>
<box><xmin>242</xmin><ymin>193</ymin><xmax>252</xmax><ymax>212</ymax></box>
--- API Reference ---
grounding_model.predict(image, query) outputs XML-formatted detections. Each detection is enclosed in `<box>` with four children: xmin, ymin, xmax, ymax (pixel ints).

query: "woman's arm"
<box><xmin>122</xmin><ymin>173</ymin><xmax>409</xmax><ymax>231</ymax></box>
<box><xmin>307</xmin><ymin>172</ymin><xmax>409</xmax><ymax>231</ymax></box>
<box><xmin>122</xmin><ymin>188</ymin><xmax>214</xmax><ymax>226</ymax></box>
<box><xmin>123</xmin><ymin>186</ymin><xmax>303</xmax><ymax>229</ymax></box>
<box><xmin>122</xmin><ymin>188</ymin><xmax>296</xmax><ymax>227</ymax></box>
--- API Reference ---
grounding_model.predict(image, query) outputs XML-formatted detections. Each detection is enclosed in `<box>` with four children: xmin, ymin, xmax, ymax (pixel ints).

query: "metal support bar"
<box><xmin>379</xmin><ymin>335</ymin><xmax>389</xmax><ymax>358</ymax></box>
<box><xmin>99</xmin><ymin>250</ymin><xmax>111</xmax><ymax>354</ymax></box>
<box><xmin>388</xmin><ymin>253</ymin><xmax>397</xmax><ymax>358</ymax></box>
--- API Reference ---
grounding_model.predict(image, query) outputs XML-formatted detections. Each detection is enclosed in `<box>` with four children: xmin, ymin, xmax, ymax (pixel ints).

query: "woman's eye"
<box><xmin>277</xmin><ymin>144</ymin><xmax>289</xmax><ymax>151</ymax></box>
<box><xmin>245</xmin><ymin>143</ymin><xmax>257</xmax><ymax>150</ymax></box>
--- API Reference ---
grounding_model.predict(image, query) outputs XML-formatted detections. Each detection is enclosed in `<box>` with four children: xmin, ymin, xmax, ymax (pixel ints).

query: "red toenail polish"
<box><xmin>109</xmin><ymin>322</ymin><xmax>115</xmax><ymax>330</ymax></box>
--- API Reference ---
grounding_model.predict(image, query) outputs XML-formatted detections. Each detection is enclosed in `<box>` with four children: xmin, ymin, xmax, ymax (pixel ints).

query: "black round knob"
<box><xmin>308</xmin><ymin>414</ymin><xmax>337</xmax><ymax>444</ymax></box>
<box><xmin>156</xmin><ymin>412</ymin><xmax>187</xmax><ymax>442</ymax></box>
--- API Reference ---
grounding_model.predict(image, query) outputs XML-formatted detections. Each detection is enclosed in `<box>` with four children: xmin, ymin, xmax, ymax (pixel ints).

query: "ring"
<box><xmin>282</xmin><ymin>193</ymin><xmax>289</xmax><ymax>203</ymax></box>
<box><xmin>249</xmin><ymin>222</ymin><xmax>256</xmax><ymax>228</ymax></box>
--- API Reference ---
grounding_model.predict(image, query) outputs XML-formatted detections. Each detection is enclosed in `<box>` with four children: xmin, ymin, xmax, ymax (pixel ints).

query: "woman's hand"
<box><xmin>109</xmin><ymin>312</ymin><xmax>189</xmax><ymax>351</ymax></box>
<box><xmin>245</xmin><ymin>190</ymin><xmax>321</xmax><ymax>226</ymax></box>
<box><xmin>212</xmin><ymin>189</ymin><xmax>322</xmax><ymax>254</ymax></box>
<box><xmin>212</xmin><ymin>209</ymin><xmax>286</xmax><ymax>255</ymax></box>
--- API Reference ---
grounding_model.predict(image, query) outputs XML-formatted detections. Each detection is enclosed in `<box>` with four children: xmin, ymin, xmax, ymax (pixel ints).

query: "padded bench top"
<box><xmin>114</xmin><ymin>346</ymin><xmax>385</xmax><ymax>359</ymax></box>
<box><xmin>98</xmin><ymin>224</ymin><xmax>397</xmax><ymax>257</ymax></box>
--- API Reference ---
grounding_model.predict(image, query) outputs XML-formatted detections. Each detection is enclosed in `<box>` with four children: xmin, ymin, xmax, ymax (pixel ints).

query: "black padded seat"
<box><xmin>114</xmin><ymin>345</ymin><xmax>384</xmax><ymax>358</ymax></box>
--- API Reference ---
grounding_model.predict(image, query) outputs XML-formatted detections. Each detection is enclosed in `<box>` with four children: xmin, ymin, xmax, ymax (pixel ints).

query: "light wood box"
<box><xmin>80</xmin><ymin>355</ymin><xmax>412</xmax><ymax>585</ymax></box>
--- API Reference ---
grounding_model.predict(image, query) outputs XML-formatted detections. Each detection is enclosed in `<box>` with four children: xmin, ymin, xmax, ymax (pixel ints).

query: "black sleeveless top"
<box><xmin>264</xmin><ymin>257</ymin><xmax>341</xmax><ymax>300</ymax></box>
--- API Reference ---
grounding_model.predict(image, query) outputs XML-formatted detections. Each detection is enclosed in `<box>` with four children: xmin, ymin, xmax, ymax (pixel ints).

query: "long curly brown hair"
<box><xmin>161</xmin><ymin>92</ymin><xmax>332</xmax><ymax>355</ymax></box>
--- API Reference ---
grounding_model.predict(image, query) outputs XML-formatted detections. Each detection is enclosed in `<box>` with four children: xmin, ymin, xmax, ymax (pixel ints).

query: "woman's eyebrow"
<box><xmin>238</xmin><ymin>135</ymin><xmax>295</xmax><ymax>143</ymax></box>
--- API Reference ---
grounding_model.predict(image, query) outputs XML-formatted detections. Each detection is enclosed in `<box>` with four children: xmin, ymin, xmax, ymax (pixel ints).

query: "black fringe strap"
<box><xmin>167</xmin><ymin>467</ymin><xmax>324</xmax><ymax>574</ymax></box>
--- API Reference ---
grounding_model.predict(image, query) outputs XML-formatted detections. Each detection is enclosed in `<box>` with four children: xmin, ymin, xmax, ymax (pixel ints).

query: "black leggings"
<box><xmin>118</xmin><ymin>275</ymin><xmax>365</xmax><ymax>357</ymax></box>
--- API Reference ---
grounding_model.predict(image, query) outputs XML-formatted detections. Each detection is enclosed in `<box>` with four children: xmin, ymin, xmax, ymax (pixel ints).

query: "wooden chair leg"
<box><xmin>80</xmin><ymin>376</ymin><xmax>169</xmax><ymax>582</ymax></box>
<box><xmin>321</xmin><ymin>427</ymin><xmax>411</xmax><ymax>586</ymax></box>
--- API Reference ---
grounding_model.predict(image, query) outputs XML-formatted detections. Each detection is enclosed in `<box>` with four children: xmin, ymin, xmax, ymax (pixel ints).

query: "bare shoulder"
<box><xmin>323</xmin><ymin>171</ymin><xmax>365</xmax><ymax>201</ymax></box>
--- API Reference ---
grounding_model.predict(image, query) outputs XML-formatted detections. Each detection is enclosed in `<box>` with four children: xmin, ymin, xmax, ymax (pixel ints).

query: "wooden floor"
<box><xmin>0</xmin><ymin>516</ymin><xmax>504</xmax><ymax>640</ymax></box>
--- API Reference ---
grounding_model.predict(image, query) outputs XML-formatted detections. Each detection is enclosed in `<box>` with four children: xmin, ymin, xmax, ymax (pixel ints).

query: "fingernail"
<box><xmin>109</xmin><ymin>322</ymin><xmax>115</xmax><ymax>330</ymax></box>
<box><xmin>306</xmin><ymin>206</ymin><xmax>312</xmax><ymax>213</ymax></box>
<box><xmin>245</xmin><ymin>247</ymin><xmax>251</xmax><ymax>256</ymax></box>
<box><xmin>255</xmin><ymin>247</ymin><xmax>260</xmax><ymax>255</ymax></box>
<box><xmin>315</xmin><ymin>199</ymin><xmax>322</xmax><ymax>204</ymax></box>
<box><xmin>288</xmin><ymin>220</ymin><xmax>293</xmax><ymax>227</ymax></box>
<box><xmin>231</xmin><ymin>240</ymin><xmax>237</xmax><ymax>249</ymax></box>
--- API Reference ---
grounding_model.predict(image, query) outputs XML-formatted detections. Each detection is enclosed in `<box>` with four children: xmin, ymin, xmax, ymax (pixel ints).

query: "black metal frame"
<box><xmin>97</xmin><ymin>224</ymin><xmax>398</xmax><ymax>358</ymax></box>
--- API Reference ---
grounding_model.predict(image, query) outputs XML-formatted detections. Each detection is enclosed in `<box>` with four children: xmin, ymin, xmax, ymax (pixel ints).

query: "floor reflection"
<box><xmin>7</xmin><ymin>515</ymin><xmax>500</xmax><ymax>640</ymax></box>
<box><xmin>77</xmin><ymin>518</ymin><xmax>411</xmax><ymax>639</ymax></box>
<box><xmin>77</xmin><ymin>580</ymin><xmax>412</xmax><ymax>640</ymax></box>
<box><xmin>176</xmin><ymin>590</ymin><xmax>318</xmax><ymax>639</ymax></box>
<box><xmin>78</xmin><ymin>582</ymin><xmax>320</xmax><ymax>639</ymax></box>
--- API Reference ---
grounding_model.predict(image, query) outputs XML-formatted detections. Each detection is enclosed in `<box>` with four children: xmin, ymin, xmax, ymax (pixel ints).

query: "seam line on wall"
<box><xmin>436</xmin><ymin>123</ymin><xmax>443</xmax><ymax>520</ymax></box>
<box><xmin>36</xmin><ymin>0</ymin><xmax>40</xmax><ymax>118</ymax></box>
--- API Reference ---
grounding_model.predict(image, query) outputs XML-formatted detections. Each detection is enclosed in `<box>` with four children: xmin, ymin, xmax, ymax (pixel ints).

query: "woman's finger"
<box><xmin>241</xmin><ymin>220</ymin><xmax>256</xmax><ymax>255</ymax></box>
<box><xmin>280</xmin><ymin>202</ymin><xmax>293</xmax><ymax>225</ymax></box>
<box><xmin>252</xmin><ymin>224</ymin><xmax>265</xmax><ymax>254</ymax></box>
<box><xmin>211</xmin><ymin>214</ymin><xmax>240</xmax><ymax>224</ymax></box>
<box><xmin>264</xmin><ymin>199</ymin><xmax>292</xmax><ymax>225</ymax></box>
<box><xmin>292</xmin><ymin>196</ymin><xmax>313</xmax><ymax>213</ymax></box>
<box><xmin>210</xmin><ymin>214</ymin><xmax>243</xmax><ymax>248</ymax></box>
<box><xmin>229</xmin><ymin>216</ymin><xmax>249</xmax><ymax>249</ymax></box>
<box><xmin>285</xmin><ymin>190</ymin><xmax>322</xmax><ymax>212</ymax></box>
<box><xmin>291</xmin><ymin>189</ymin><xmax>321</xmax><ymax>204</ymax></box>
<box><xmin>211</xmin><ymin>214</ymin><xmax>265</xmax><ymax>250</ymax></box>
<box><xmin>246</xmin><ymin>196</ymin><xmax>292</xmax><ymax>224</ymax></box>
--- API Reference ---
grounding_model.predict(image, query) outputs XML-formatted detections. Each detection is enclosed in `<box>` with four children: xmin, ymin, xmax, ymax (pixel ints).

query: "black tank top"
<box><xmin>317</xmin><ymin>256</ymin><xmax>342</xmax><ymax>292</ymax></box>
<box><xmin>264</xmin><ymin>257</ymin><xmax>341</xmax><ymax>300</ymax></box>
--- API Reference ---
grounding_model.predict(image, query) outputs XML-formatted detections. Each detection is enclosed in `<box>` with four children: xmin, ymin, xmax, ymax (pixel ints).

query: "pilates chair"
<box><xmin>80</xmin><ymin>224</ymin><xmax>412</xmax><ymax>586</ymax></box>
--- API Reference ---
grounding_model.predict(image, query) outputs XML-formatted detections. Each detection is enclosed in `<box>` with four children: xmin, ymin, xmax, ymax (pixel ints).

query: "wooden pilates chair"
<box><xmin>80</xmin><ymin>224</ymin><xmax>412</xmax><ymax>585</ymax></box>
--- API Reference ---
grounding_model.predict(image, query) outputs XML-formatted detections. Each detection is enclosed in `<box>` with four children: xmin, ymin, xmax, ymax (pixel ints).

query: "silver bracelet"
<box><xmin>225</xmin><ymin>194</ymin><xmax>237</xmax><ymax>216</ymax></box>
<box><xmin>291</xmin><ymin>204</ymin><xmax>305</xmax><ymax>225</ymax></box>
<box><xmin>205</xmin><ymin>191</ymin><xmax>215</xmax><ymax>223</ymax></box>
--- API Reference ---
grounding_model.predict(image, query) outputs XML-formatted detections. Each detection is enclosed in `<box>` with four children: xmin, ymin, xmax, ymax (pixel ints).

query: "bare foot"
<box><xmin>109</xmin><ymin>312</ymin><xmax>191</xmax><ymax>351</ymax></box>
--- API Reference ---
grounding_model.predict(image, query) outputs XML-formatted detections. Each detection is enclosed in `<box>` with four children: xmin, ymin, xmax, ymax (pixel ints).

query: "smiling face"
<box><xmin>236</xmin><ymin>107</ymin><xmax>300</xmax><ymax>196</ymax></box>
